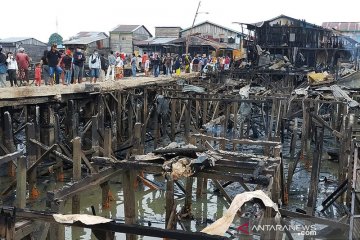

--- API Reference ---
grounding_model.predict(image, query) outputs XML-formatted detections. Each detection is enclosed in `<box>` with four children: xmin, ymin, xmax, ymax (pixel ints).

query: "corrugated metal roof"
<box><xmin>63</xmin><ymin>32</ymin><xmax>108</xmax><ymax>45</ymax></box>
<box><xmin>322</xmin><ymin>22</ymin><xmax>360</xmax><ymax>32</ymax></box>
<box><xmin>111</xmin><ymin>25</ymin><xmax>141</xmax><ymax>33</ymax></box>
<box><xmin>180</xmin><ymin>21</ymin><xmax>243</xmax><ymax>35</ymax></box>
<box><xmin>135</xmin><ymin>37</ymin><xmax>178</xmax><ymax>46</ymax></box>
<box><xmin>0</xmin><ymin>37</ymin><xmax>34</xmax><ymax>43</ymax></box>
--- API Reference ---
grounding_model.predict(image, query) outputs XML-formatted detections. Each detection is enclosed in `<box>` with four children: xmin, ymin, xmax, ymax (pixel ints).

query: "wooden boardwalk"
<box><xmin>0</xmin><ymin>73</ymin><xmax>198</xmax><ymax>107</ymax></box>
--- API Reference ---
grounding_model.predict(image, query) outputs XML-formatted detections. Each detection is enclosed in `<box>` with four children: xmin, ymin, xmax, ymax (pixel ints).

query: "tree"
<box><xmin>48</xmin><ymin>33</ymin><xmax>63</xmax><ymax>45</ymax></box>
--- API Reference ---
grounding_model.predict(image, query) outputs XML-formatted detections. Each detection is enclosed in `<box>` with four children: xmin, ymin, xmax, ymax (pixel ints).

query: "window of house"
<box><xmin>122</xmin><ymin>37</ymin><xmax>126</xmax><ymax>40</ymax></box>
<box><xmin>219</xmin><ymin>34</ymin><xmax>225</xmax><ymax>43</ymax></box>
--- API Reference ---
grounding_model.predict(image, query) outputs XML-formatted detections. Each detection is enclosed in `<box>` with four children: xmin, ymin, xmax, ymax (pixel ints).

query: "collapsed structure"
<box><xmin>0</xmin><ymin>14</ymin><xmax>359</xmax><ymax>240</ymax></box>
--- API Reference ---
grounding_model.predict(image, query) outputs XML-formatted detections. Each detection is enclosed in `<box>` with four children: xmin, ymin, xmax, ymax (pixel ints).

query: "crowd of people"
<box><xmin>0</xmin><ymin>43</ymin><xmax>234</xmax><ymax>88</ymax></box>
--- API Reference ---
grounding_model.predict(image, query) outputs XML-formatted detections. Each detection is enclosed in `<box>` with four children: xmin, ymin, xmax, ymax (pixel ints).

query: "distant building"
<box><xmin>0</xmin><ymin>37</ymin><xmax>47</xmax><ymax>62</ymax></box>
<box><xmin>180</xmin><ymin>21</ymin><xmax>243</xmax><ymax>50</ymax></box>
<box><xmin>247</xmin><ymin>15</ymin><xmax>357</xmax><ymax>67</ymax></box>
<box><xmin>109</xmin><ymin>25</ymin><xmax>152</xmax><ymax>54</ymax></box>
<box><xmin>134</xmin><ymin>22</ymin><xmax>243</xmax><ymax>56</ymax></box>
<box><xmin>322</xmin><ymin>22</ymin><xmax>360</xmax><ymax>42</ymax></box>
<box><xmin>63</xmin><ymin>32</ymin><xmax>109</xmax><ymax>55</ymax></box>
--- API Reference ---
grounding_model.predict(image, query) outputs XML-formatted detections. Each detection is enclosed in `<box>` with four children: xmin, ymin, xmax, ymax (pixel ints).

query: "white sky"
<box><xmin>1</xmin><ymin>0</ymin><xmax>359</xmax><ymax>43</ymax></box>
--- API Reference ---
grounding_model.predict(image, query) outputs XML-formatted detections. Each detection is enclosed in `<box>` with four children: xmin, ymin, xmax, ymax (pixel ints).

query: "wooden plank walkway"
<box><xmin>0</xmin><ymin>73</ymin><xmax>198</xmax><ymax>107</ymax></box>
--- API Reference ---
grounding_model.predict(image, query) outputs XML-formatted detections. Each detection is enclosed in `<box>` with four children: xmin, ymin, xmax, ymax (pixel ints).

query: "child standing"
<box><xmin>6</xmin><ymin>52</ymin><xmax>18</xmax><ymax>87</ymax></box>
<box><xmin>34</xmin><ymin>63</ymin><xmax>42</xmax><ymax>86</ymax></box>
<box><xmin>62</xmin><ymin>50</ymin><xmax>73</xmax><ymax>85</ymax></box>
<box><xmin>144</xmin><ymin>58</ymin><xmax>150</xmax><ymax>76</ymax></box>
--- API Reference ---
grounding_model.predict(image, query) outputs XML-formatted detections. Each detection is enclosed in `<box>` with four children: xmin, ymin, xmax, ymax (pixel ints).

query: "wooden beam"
<box><xmin>0</xmin><ymin>150</ymin><xmax>23</xmax><ymax>165</ymax></box>
<box><xmin>48</xmin><ymin>167</ymin><xmax>121</xmax><ymax>201</ymax></box>
<box><xmin>29</xmin><ymin>139</ymin><xmax>73</xmax><ymax>164</ymax></box>
<box><xmin>72</xmin><ymin>137</ymin><xmax>82</xmax><ymax>214</ymax></box>
<box><xmin>16</xmin><ymin>156</ymin><xmax>27</xmax><ymax>208</ymax></box>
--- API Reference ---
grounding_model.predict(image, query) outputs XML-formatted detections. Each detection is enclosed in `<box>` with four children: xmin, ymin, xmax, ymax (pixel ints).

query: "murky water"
<box><xmin>0</xmin><ymin>113</ymin><xmax>347</xmax><ymax>239</ymax></box>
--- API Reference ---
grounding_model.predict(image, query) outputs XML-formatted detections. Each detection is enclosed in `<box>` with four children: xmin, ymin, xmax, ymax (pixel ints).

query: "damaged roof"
<box><xmin>63</xmin><ymin>32</ymin><xmax>108</xmax><ymax>45</ymax></box>
<box><xmin>322</xmin><ymin>22</ymin><xmax>360</xmax><ymax>32</ymax></box>
<box><xmin>110</xmin><ymin>24</ymin><xmax>152</xmax><ymax>37</ymax></box>
<box><xmin>134</xmin><ymin>37</ymin><xmax>179</xmax><ymax>46</ymax></box>
<box><xmin>180</xmin><ymin>21</ymin><xmax>243</xmax><ymax>35</ymax></box>
<box><xmin>252</xmin><ymin>14</ymin><xmax>327</xmax><ymax>30</ymax></box>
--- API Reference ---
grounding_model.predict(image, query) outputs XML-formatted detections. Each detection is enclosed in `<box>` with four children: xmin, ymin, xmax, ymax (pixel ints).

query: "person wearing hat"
<box><xmin>16</xmin><ymin>47</ymin><xmax>30</xmax><ymax>85</ymax></box>
<box><xmin>0</xmin><ymin>45</ymin><xmax>7</xmax><ymax>87</ymax></box>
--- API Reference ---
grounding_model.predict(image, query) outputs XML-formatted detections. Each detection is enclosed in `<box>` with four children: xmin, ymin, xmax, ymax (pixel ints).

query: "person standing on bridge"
<box><xmin>16</xmin><ymin>47</ymin><xmax>30</xmax><ymax>85</ymax></box>
<box><xmin>0</xmin><ymin>46</ymin><xmax>8</xmax><ymax>88</ymax></box>
<box><xmin>46</xmin><ymin>44</ymin><xmax>63</xmax><ymax>85</ymax></box>
<box><xmin>131</xmin><ymin>53</ymin><xmax>137</xmax><ymax>77</ymax></box>
<box><xmin>105</xmin><ymin>51</ymin><xmax>116</xmax><ymax>81</ymax></box>
<box><xmin>72</xmin><ymin>48</ymin><xmax>85</xmax><ymax>83</ymax></box>
<box><xmin>88</xmin><ymin>50</ymin><xmax>101</xmax><ymax>83</ymax></box>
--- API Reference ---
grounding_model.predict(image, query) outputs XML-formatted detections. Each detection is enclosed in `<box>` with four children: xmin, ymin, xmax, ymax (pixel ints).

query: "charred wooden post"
<box><xmin>48</xmin><ymin>200</ymin><xmax>65</xmax><ymax>240</ymax></box>
<box><xmin>171</xmin><ymin>100</ymin><xmax>176</xmax><ymax>141</ymax></box>
<box><xmin>196</xmin><ymin>177</ymin><xmax>203</xmax><ymax>199</ymax></box>
<box><xmin>101</xmin><ymin>181</ymin><xmax>111</xmax><ymax>209</ymax></box>
<box><xmin>54</xmin><ymin>114</ymin><xmax>64</xmax><ymax>182</ymax></box>
<box><xmin>26</xmin><ymin>123</ymin><xmax>39</xmax><ymax>199</ymax></box>
<box><xmin>123</xmin><ymin>169</ymin><xmax>136</xmax><ymax>240</ymax></box>
<box><xmin>72</xmin><ymin>137</ymin><xmax>82</xmax><ymax>214</ymax></box>
<box><xmin>67</xmin><ymin>100</ymin><xmax>78</xmax><ymax>140</ymax></box>
<box><xmin>306</xmin><ymin>126</ymin><xmax>324</xmax><ymax>215</ymax></box>
<box><xmin>185</xmin><ymin>100</ymin><xmax>191</xmax><ymax>144</ymax></box>
<box><xmin>92</xmin><ymin>115</ymin><xmax>100</xmax><ymax>157</ymax></box>
<box><xmin>35</xmin><ymin>105</ymin><xmax>41</xmax><ymax>158</ymax></box>
<box><xmin>98</xmin><ymin>96</ymin><xmax>105</xmax><ymax>147</ymax></box>
<box><xmin>286</xmin><ymin>118</ymin><xmax>298</xmax><ymax>196</ymax></box>
<box><xmin>16</xmin><ymin>156</ymin><xmax>26</xmax><ymax>208</ymax></box>
<box><xmin>3</xmin><ymin>111</ymin><xmax>16</xmax><ymax>177</ymax></box>
<box><xmin>182</xmin><ymin>177</ymin><xmax>193</xmax><ymax>217</ymax></box>
<box><xmin>39</xmin><ymin>105</ymin><xmax>55</xmax><ymax>153</ymax></box>
<box><xmin>104</xmin><ymin>128</ymin><xmax>112</xmax><ymax>158</ymax></box>
<box><xmin>117</xmin><ymin>92</ymin><xmax>123</xmax><ymax>148</ymax></box>
<box><xmin>128</xmin><ymin>94</ymin><xmax>134</xmax><ymax>140</ymax></box>
<box><xmin>165</xmin><ymin>175</ymin><xmax>175</xmax><ymax>229</ymax></box>
<box><xmin>153</xmin><ymin>106</ymin><xmax>159</xmax><ymax>150</ymax></box>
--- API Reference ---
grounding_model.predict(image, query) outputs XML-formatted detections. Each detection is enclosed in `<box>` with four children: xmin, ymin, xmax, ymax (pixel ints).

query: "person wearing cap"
<box><xmin>16</xmin><ymin>47</ymin><xmax>30</xmax><ymax>85</ymax></box>
<box><xmin>0</xmin><ymin>45</ymin><xmax>7</xmax><ymax>87</ymax></box>
<box><xmin>72</xmin><ymin>48</ymin><xmax>85</xmax><ymax>83</ymax></box>
<box><xmin>46</xmin><ymin>44</ymin><xmax>62</xmax><ymax>85</ymax></box>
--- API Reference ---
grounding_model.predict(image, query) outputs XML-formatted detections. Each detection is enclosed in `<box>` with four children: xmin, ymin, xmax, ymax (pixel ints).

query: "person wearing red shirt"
<box><xmin>34</xmin><ymin>63</ymin><xmax>42</xmax><ymax>86</ymax></box>
<box><xmin>16</xmin><ymin>47</ymin><xmax>30</xmax><ymax>85</ymax></box>
<box><xmin>141</xmin><ymin>52</ymin><xmax>148</xmax><ymax>69</ymax></box>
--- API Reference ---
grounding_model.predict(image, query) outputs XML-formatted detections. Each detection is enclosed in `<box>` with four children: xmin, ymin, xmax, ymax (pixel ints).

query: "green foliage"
<box><xmin>48</xmin><ymin>33</ymin><xmax>63</xmax><ymax>45</ymax></box>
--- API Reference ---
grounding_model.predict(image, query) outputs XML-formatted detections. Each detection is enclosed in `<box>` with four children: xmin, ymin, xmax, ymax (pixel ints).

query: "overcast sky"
<box><xmin>1</xmin><ymin>0</ymin><xmax>358</xmax><ymax>43</ymax></box>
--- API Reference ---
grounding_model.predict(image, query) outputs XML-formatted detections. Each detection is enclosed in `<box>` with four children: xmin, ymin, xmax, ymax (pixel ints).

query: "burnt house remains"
<box><xmin>247</xmin><ymin>15</ymin><xmax>358</xmax><ymax>69</ymax></box>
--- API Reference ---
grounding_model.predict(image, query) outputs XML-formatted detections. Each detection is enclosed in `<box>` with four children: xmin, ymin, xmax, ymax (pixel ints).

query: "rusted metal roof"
<box><xmin>64</xmin><ymin>32</ymin><xmax>108</xmax><ymax>45</ymax></box>
<box><xmin>322</xmin><ymin>22</ymin><xmax>360</xmax><ymax>32</ymax></box>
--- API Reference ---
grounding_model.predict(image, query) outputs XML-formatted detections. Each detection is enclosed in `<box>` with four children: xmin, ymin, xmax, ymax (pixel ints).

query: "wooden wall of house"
<box><xmin>155</xmin><ymin>27</ymin><xmax>181</xmax><ymax>38</ymax></box>
<box><xmin>1</xmin><ymin>44</ymin><xmax>47</xmax><ymax>63</ymax></box>
<box><xmin>110</xmin><ymin>33</ymin><xmax>134</xmax><ymax>54</ymax></box>
<box><xmin>181</xmin><ymin>23</ymin><xmax>238</xmax><ymax>41</ymax></box>
<box><xmin>133</xmin><ymin>26</ymin><xmax>152</xmax><ymax>40</ymax></box>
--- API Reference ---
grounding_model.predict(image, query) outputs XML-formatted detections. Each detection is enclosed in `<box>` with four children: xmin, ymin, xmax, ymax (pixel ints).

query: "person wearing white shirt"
<box><xmin>88</xmin><ymin>50</ymin><xmax>101</xmax><ymax>83</ymax></box>
<box><xmin>6</xmin><ymin>52</ymin><xmax>18</xmax><ymax>87</ymax></box>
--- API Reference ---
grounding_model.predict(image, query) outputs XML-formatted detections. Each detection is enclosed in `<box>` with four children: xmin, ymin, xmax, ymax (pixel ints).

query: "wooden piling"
<box><xmin>16</xmin><ymin>156</ymin><xmax>26</xmax><ymax>208</ymax></box>
<box><xmin>171</xmin><ymin>100</ymin><xmax>176</xmax><ymax>141</ymax></box>
<box><xmin>306</xmin><ymin>126</ymin><xmax>324</xmax><ymax>215</ymax></box>
<box><xmin>3</xmin><ymin>111</ymin><xmax>16</xmax><ymax>177</ymax></box>
<box><xmin>72</xmin><ymin>137</ymin><xmax>82</xmax><ymax>214</ymax></box>
<box><xmin>123</xmin><ymin>169</ymin><xmax>136</xmax><ymax>240</ymax></box>
<box><xmin>165</xmin><ymin>176</ymin><xmax>174</xmax><ymax>229</ymax></box>
<box><xmin>26</xmin><ymin>123</ymin><xmax>38</xmax><ymax>199</ymax></box>
<box><xmin>104</xmin><ymin>128</ymin><xmax>112</xmax><ymax>158</ymax></box>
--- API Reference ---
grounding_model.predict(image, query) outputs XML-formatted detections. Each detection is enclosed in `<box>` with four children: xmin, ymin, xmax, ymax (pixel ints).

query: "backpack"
<box><xmin>91</xmin><ymin>55</ymin><xmax>97</xmax><ymax>64</ymax></box>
